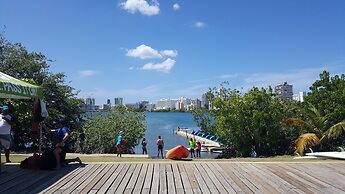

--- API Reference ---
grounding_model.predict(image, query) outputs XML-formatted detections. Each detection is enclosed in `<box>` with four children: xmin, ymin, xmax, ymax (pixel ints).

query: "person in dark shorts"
<box><xmin>43</xmin><ymin>118</ymin><xmax>81</xmax><ymax>169</ymax></box>
<box><xmin>157</xmin><ymin>136</ymin><xmax>164</xmax><ymax>159</ymax></box>
<box><xmin>142</xmin><ymin>138</ymin><xmax>147</xmax><ymax>155</ymax></box>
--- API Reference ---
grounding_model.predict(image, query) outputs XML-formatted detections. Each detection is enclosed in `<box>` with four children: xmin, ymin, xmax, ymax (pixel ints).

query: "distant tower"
<box><xmin>107</xmin><ymin>99</ymin><xmax>111</xmax><ymax>105</ymax></box>
<box><xmin>114</xmin><ymin>97</ymin><xmax>123</xmax><ymax>106</ymax></box>
<box><xmin>275</xmin><ymin>82</ymin><xmax>293</xmax><ymax>100</ymax></box>
<box><xmin>85</xmin><ymin>97</ymin><xmax>95</xmax><ymax>110</ymax></box>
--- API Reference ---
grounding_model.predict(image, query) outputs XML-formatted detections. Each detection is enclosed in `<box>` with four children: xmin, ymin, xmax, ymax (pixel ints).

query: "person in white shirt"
<box><xmin>0</xmin><ymin>105</ymin><xmax>16</xmax><ymax>163</ymax></box>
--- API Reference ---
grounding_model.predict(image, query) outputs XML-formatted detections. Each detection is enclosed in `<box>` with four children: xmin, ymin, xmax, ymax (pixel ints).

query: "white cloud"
<box><xmin>173</xmin><ymin>3</ymin><xmax>180</xmax><ymax>11</ymax></box>
<box><xmin>195</xmin><ymin>21</ymin><xmax>205</xmax><ymax>28</ymax></box>
<box><xmin>126</xmin><ymin>45</ymin><xmax>178</xmax><ymax>59</ymax></box>
<box><xmin>78</xmin><ymin>70</ymin><xmax>98</xmax><ymax>78</ymax></box>
<box><xmin>129</xmin><ymin>67</ymin><xmax>134</xmax><ymax>70</ymax></box>
<box><xmin>160</xmin><ymin>50</ymin><xmax>178</xmax><ymax>57</ymax></box>
<box><xmin>126</xmin><ymin>44</ymin><xmax>162</xmax><ymax>59</ymax></box>
<box><xmin>141</xmin><ymin>58</ymin><xmax>176</xmax><ymax>73</ymax></box>
<box><xmin>120</xmin><ymin>0</ymin><xmax>160</xmax><ymax>16</ymax></box>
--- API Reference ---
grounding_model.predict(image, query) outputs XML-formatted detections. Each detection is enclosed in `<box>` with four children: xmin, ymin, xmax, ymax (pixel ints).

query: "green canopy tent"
<box><xmin>0</xmin><ymin>71</ymin><xmax>43</xmax><ymax>99</ymax></box>
<box><xmin>0</xmin><ymin>71</ymin><xmax>44</xmax><ymax>172</ymax></box>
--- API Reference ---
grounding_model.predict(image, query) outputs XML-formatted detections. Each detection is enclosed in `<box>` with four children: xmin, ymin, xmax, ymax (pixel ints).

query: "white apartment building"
<box><xmin>293</xmin><ymin>92</ymin><xmax>307</xmax><ymax>102</ymax></box>
<box><xmin>275</xmin><ymin>82</ymin><xmax>293</xmax><ymax>100</ymax></box>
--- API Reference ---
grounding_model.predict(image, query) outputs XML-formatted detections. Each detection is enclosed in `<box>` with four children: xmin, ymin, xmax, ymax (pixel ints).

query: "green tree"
<box><xmin>0</xmin><ymin>34</ymin><xmax>84</xmax><ymax>150</ymax></box>
<box><xmin>202</xmin><ymin>83</ymin><xmax>296</xmax><ymax>157</ymax></box>
<box><xmin>83</xmin><ymin>107</ymin><xmax>146</xmax><ymax>154</ymax></box>
<box><xmin>286</xmin><ymin>103</ymin><xmax>345</xmax><ymax>155</ymax></box>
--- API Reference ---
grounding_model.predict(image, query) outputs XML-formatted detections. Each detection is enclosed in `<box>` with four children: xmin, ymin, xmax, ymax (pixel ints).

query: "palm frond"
<box><xmin>294</xmin><ymin>133</ymin><xmax>321</xmax><ymax>155</ymax></box>
<box><xmin>285</xmin><ymin>118</ymin><xmax>310</xmax><ymax>128</ymax></box>
<box><xmin>324</xmin><ymin>120</ymin><xmax>345</xmax><ymax>139</ymax></box>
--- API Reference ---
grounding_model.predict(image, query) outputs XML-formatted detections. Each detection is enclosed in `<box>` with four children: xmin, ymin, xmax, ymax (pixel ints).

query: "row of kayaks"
<box><xmin>190</xmin><ymin>130</ymin><xmax>220</xmax><ymax>142</ymax></box>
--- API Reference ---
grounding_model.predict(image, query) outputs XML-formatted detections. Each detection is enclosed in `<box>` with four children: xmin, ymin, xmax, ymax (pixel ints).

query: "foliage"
<box><xmin>200</xmin><ymin>83</ymin><xmax>298</xmax><ymax>157</ymax></box>
<box><xmin>192</xmin><ymin>108</ymin><xmax>215</xmax><ymax>134</ymax></box>
<box><xmin>83</xmin><ymin>106</ymin><xmax>146</xmax><ymax>154</ymax></box>
<box><xmin>0</xmin><ymin>34</ymin><xmax>84</xmax><ymax>150</ymax></box>
<box><xmin>287</xmin><ymin>103</ymin><xmax>345</xmax><ymax>154</ymax></box>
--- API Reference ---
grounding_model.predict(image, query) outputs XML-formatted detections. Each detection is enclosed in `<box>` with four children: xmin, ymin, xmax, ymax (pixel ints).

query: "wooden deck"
<box><xmin>1</xmin><ymin>162</ymin><xmax>345</xmax><ymax>193</ymax></box>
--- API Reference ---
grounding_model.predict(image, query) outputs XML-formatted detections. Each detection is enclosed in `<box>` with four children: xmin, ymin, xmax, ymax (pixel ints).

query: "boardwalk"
<box><xmin>1</xmin><ymin>162</ymin><xmax>345</xmax><ymax>193</ymax></box>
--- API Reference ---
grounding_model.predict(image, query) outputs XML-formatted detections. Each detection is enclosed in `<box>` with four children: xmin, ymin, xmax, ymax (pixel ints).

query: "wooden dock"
<box><xmin>1</xmin><ymin>162</ymin><xmax>345</xmax><ymax>193</ymax></box>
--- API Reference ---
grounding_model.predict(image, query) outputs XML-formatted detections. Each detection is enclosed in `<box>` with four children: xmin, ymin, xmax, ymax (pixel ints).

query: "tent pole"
<box><xmin>39</xmin><ymin>123</ymin><xmax>42</xmax><ymax>156</ymax></box>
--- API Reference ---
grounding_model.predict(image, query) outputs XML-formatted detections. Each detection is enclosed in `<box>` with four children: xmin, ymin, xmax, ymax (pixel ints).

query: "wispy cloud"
<box><xmin>172</xmin><ymin>3</ymin><xmax>180</xmax><ymax>11</ymax></box>
<box><xmin>195</xmin><ymin>21</ymin><xmax>205</xmax><ymax>28</ymax></box>
<box><xmin>78</xmin><ymin>70</ymin><xmax>99</xmax><ymax>78</ymax></box>
<box><xmin>219</xmin><ymin>74</ymin><xmax>239</xmax><ymax>80</ymax></box>
<box><xmin>120</xmin><ymin>0</ymin><xmax>160</xmax><ymax>16</ymax></box>
<box><xmin>160</xmin><ymin>50</ymin><xmax>178</xmax><ymax>57</ymax></box>
<box><xmin>141</xmin><ymin>58</ymin><xmax>176</xmax><ymax>73</ymax></box>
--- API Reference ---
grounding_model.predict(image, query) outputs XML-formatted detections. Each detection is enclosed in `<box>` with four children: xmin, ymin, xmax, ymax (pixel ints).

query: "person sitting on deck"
<box><xmin>42</xmin><ymin>118</ymin><xmax>82</xmax><ymax>169</ymax></box>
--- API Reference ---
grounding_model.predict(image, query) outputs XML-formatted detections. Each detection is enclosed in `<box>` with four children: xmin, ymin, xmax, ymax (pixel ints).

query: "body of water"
<box><xmin>134</xmin><ymin>112</ymin><xmax>219</xmax><ymax>158</ymax></box>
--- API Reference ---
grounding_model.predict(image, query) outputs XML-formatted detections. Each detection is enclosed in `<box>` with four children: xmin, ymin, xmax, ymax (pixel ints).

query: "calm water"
<box><xmin>134</xmin><ymin>112</ymin><xmax>218</xmax><ymax>158</ymax></box>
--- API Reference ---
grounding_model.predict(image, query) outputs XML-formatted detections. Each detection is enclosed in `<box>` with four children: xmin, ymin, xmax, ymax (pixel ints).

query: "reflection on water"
<box><xmin>134</xmin><ymin>112</ymin><xmax>219</xmax><ymax>158</ymax></box>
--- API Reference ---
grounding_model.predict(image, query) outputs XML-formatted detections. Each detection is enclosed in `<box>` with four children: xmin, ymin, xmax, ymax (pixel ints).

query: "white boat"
<box><xmin>306</xmin><ymin>152</ymin><xmax>345</xmax><ymax>160</ymax></box>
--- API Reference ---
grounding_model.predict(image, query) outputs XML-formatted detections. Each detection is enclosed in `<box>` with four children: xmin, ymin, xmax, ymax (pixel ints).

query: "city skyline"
<box><xmin>1</xmin><ymin>0</ymin><xmax>344</xmax><ymax>103</ymax></box>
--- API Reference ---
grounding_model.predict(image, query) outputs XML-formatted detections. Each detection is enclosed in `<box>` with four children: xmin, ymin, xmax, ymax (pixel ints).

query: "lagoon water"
<box><xmin>134</xmin><ymin>112</ymin><xmax>218</xmax><ymax>158</ymax></box>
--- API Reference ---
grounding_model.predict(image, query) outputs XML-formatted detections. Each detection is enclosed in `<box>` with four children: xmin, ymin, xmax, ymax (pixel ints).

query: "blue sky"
<box><xmin>1</xmin><ymin>0</ymin><xmax>345</xmax><ymax>104</ymax></box>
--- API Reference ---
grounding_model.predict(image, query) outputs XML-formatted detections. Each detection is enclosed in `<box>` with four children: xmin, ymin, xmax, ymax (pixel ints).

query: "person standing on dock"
<box><xmin>189</xmin><ymin>138</ymin><xmax>196</xmax><ymax>158</ymax></box>
<box><xmin>157</xmin><ymin>136</ymin><xmax>164</xmax><ymax>159</ymax></box>
<box><xmin>142</xmin><ymin>138</ymin><xmax>147</xmax><ymax>155</ymax></box>
<box><xmin>116</xmin><ymin>131</ymin><xmax>123</xmax><ymax>157</ymax></box>
<box><xmin>196</xmin><ymin>141</ymin><xmax>201</xmax><ymax>158</ymax></box>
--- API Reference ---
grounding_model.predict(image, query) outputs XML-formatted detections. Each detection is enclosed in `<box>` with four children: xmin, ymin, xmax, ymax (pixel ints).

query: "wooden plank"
<box><xmin>200</xmin><ymin>163</ymin><xmax>228</xmax><ymax>194</ymax></box>
<box><xmin>132</xmin><ymin>163</ymin><xmax>148</xmax><ymax>194</ymax></box>
<box><xmin>212</xmin><ymin>163</ymin><xmax>243</xmax><ymax>194</ymax></box>
<box><xmin>71</xmin><ymin>164</ymin><xmax>108</xmax><ymax>194</ymax></box>
<box><xmin>150</xmin><ymin>163</ymin><xmax>160</xmax><ymax>194</ymax></box>
<box><xmin>267</xmin><ymin>164</ymin><xmax>314</xmax><ymax>194</ymax></box>
<box><xmin>115</xmin><ymin>163</ymin><xmax>137</xmax><ymax>193</ymax></box>
<box><xmin>191</xmin><ymin>163</ymin><xmax>212</xmax><ymax>194</ymax></box>
<box><xmin>124</xmin><ymin>163</ymin><xmax>143</xmax><ymax>194</ymax></box>
<box><xmin>27</xmin><ymin>166</ymin><xmax>79</xmax><ymax>194</ymax></box>
<box><xmin>205</xmin><ymin>163</ymin><xmax>237</xmax><ymax>194</ymax></box>
<box><xmin>0</xmin><ymin>170</ymin><xmax>47</xmax><ymax>193</ymax></box>
<box><xmin>142</xmin><ymin>163</ymin><xmax>153</xmax><ymax>194</ymax></box>
<box><xmin>171</xmin><ymin>163</ymin><xmax>184</xmax><ymax>194</ymax></box>
<box><xmin>231</xmin><ymin>163</ymin><xmax>262</xmax><ymax>194</ymax></box>
<box><xmin>97</xmin><ymin>163</ymin><xmax>125</xmax><ymax>194</ymax></box>
<box><xmin>166</xmin><ymin>164</ymin><xmax>176</xmax><ymax>194</ymax></box>
<box><xmin>60</xmin><ymin>164</ymin><xmax>101</xmax><ymax>194</ymax></box>
<box><xmin>219</xmin><ymin>163</ymin><xmax>255</xmax><ymax>194</ymax></box>
<box><xmin>78</xmin><ymin>164</ymin><xmax>113</xmax><ymax>194</ymax></box>
<box><xmin>159</xmin><ymin>163</ymin><xmax>167</xmax><ymax>194</ymax></box>
<box><xmin>104</xmin><ymin>163</ymin><xmax>131</xmax><ymax>194</ymax></box>
<box><xmin>0</xmin><ymin>168</ymin><xmax>31</xmax><ymax>185</ymax></box>
<box><xmin>237</xmin><ymin>163</ymin><xmax>278</xmax><ymax>194</ymax></box>
<box><xmin>195</xmin><ymin>163</ymin><xmax>220</xmax><ymax>194</ymax></box>
<box><xmin>295</xmin><ymin>163</ymin><xmax>345</xmax><ymax>193</ymax></box>
<box><xmin>248</xmin><ymin>163</ymin><xmax>299</xmax><ymax>194</ymax></box>
<box><xmin>42</xmin><ymin>165</ymin><xmax>90</xmax><ymax>193</ymax></box>
<box><xmin>91</xmin><ymin>164</ymin><xmax>118</xmax><ymax>191</ymax></box>
<box><xmin>182</xmin><ymin>163</ymin><xmax>201</xmax><ymax>194</ymax></box>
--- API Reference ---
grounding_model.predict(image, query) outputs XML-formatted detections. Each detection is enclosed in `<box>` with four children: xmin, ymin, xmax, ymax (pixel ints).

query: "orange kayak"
<box><xmin>166</xmin><ymin>145</ymin><xmax>189</xmax><ymax>160</ymax></box>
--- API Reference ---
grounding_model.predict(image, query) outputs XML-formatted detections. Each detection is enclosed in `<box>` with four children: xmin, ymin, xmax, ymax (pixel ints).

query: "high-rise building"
<box><xmin>293</xmin><ymin>92</ymin><xmax>307</xmax><ymax>102</ymax></box>
<box><xmin>107</xmin><ymin>99</ymin><xmax>111</xmax><ymax>105</ymax></box>
<box><xmin>114</xmin><ymin>97</ymin><xmax>123</xmax><ymax>106</ymax></box>
<box><xmin>201</xmin><ymin>93</ymin><xmax>210</xmax><ymax>108</ymax></box>
<box><xmin>85</xmin><ymin>97</ymin><xmax>96</xmax><ymax>111</ymax></box>
<box><xmin>275</xmin><ymin>82</ymin><xmax>293</xmax><ymax>100</ymax></box>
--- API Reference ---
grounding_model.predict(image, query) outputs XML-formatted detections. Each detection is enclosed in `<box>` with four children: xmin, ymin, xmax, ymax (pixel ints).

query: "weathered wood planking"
<box><xmin>1</xmin><ymin>162</ymin><xmax>345</xmax><ymax>194</ymax></box>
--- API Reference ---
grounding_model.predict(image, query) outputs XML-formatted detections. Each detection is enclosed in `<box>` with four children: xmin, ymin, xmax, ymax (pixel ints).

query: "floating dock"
<box><xmin>175</xmin><ymin>129</ymin><xmax>221</xmax><ymax>148</ymax></box>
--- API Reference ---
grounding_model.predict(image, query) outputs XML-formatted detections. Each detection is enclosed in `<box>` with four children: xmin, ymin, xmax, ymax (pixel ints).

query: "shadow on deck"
<box><xmin>0</xmin><ymin>163</ymin><xmax>85</xmax><ymax>194</ymax></box>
